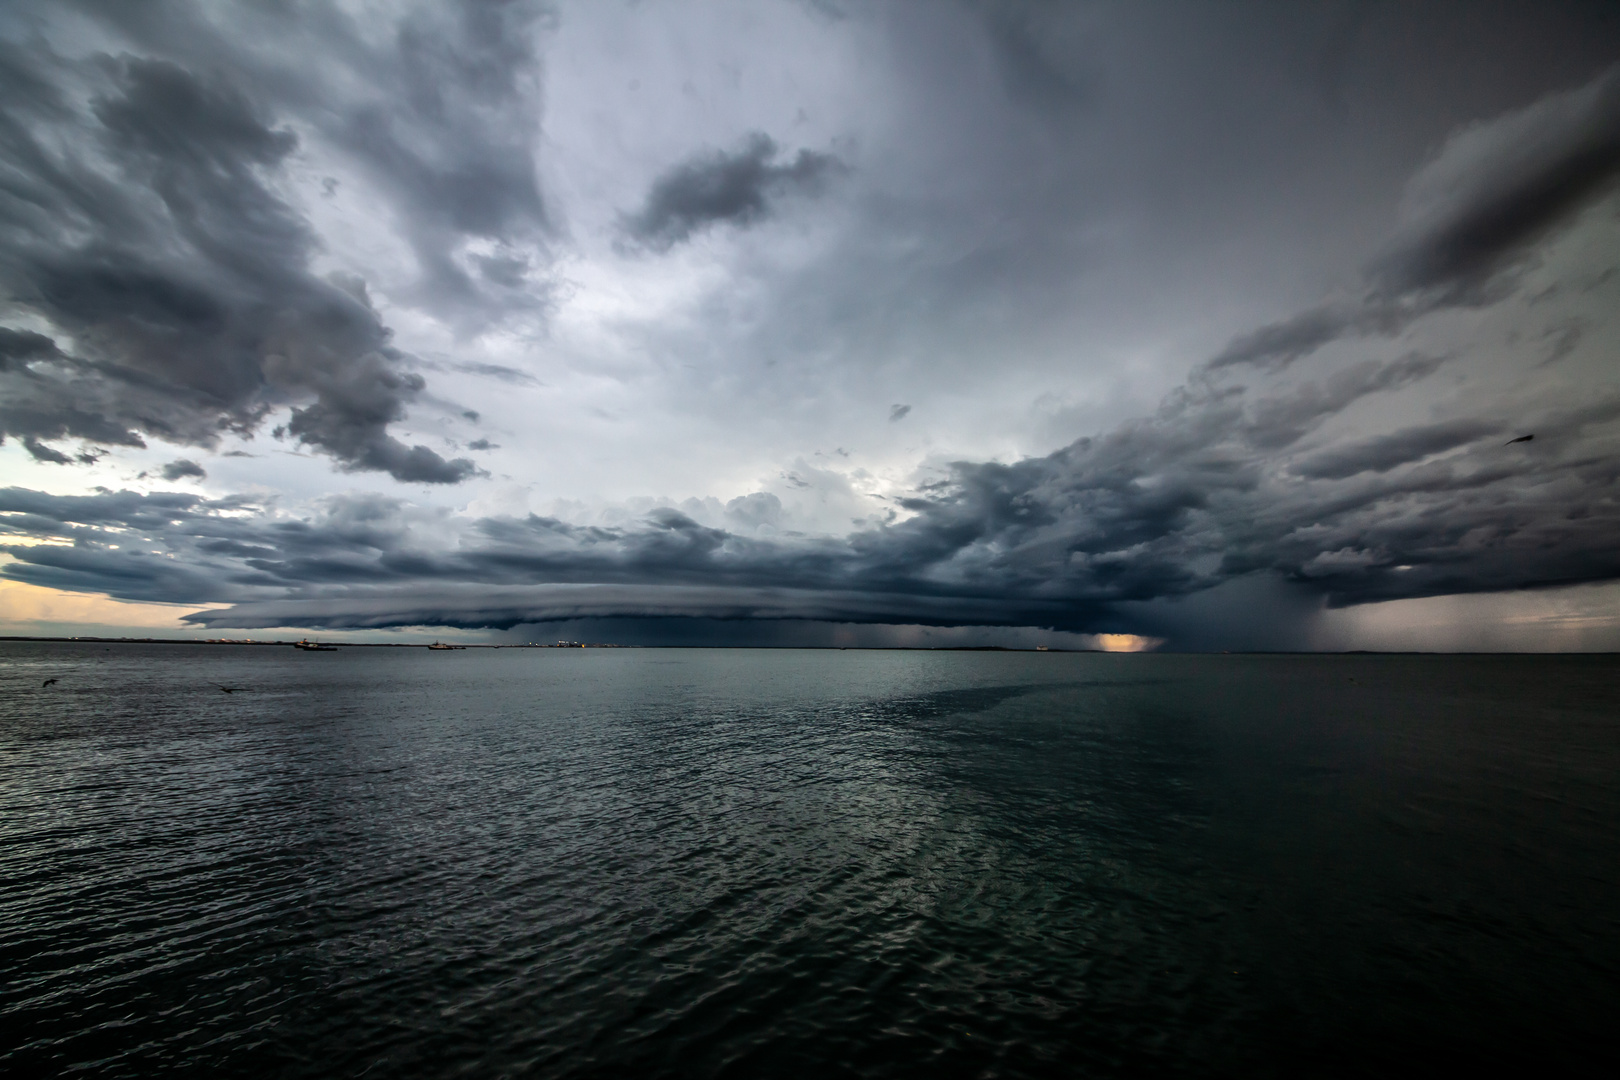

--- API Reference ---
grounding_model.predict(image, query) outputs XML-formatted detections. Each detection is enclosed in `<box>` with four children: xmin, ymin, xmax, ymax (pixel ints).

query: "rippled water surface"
<box><xmin>3</xmin><ymin>643</ymin><xmax>1618</xmax><ymax>1077</ymax></box>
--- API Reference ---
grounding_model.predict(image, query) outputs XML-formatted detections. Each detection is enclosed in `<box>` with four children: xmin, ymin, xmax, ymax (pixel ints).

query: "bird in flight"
<box><xmin>42</xmin><ymin>678</ymin><xmax>57</xmax><ymax>687</ymax></box>
<box><xmin>1504</xmin><ymin>434</ymin><xmax>1534</xmax><ymax>445</ymax></box>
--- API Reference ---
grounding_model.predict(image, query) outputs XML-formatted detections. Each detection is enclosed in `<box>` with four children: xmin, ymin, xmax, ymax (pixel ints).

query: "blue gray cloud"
<box><xmin>159</xmin><ymin>458</ymin><xmax>206</xmax><ymax>481</ymax></box>
<box><xmin>1208</xmin><ymin>64</ymin><xmax>1620</xmax><ymax>372</ymax></box>
<box><xmin>2</xmin><ymin>2</ymin><xmax>1619</xmax><ymax>646</ymax></box>
<box><xmin>622</xmin><ymin>132</ymin><xmax>843</xmax><ymax>250</ymax></box>
<box><xmin>0</xmin><ymin>1</ymin><xmax>553</xmax><ymax>480</ymax></box>
<box><xmin>3</xmin><ymin>341</ymin><xmax>1616</xmax><ymax>636</ymax></box>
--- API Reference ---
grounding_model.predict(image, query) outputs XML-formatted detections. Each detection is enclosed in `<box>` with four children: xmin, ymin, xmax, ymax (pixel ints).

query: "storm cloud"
<box><xmin>0</xmin><ymin>2</ymin><xmax>547</xmax><ymax>481</ymax></box>
<box><xmin>3</xmin><ymin>2</ymin><xmax>1619</xmax><ymax>648</ymax></box>
<box><xmin>1209</xmin><ymin>63</ymin><xmax>1620</xmax><ymax>373</ymax></box>
<box><xmin>1372</xmin><ymin>64</ymin><xmax>1620</xmax><ymax>299</ymax></box>
<box><xmin>4</xmin><ymin>331</ymin><xmax>1617</xmax><ymax>634</ymax></box>
<box><xmin>622</xmin><ymin>133</ymin><xmax>843</xmax><ymax>250</ymax></box>
<box><xmin>159</xmin><ymin>458</ymin><xmax>206</xmax><ymax>481</ymax></box>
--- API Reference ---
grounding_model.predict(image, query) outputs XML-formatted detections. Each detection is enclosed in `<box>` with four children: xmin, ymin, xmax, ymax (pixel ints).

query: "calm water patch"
<box><xmin>2</xmin><ymin>644</ymin><xmax>1617</xmax><ymax>1077</ymax></box>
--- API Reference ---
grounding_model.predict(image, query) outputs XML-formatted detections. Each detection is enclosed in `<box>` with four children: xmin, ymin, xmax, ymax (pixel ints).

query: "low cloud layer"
<box><xmin>3</xmin><ymin>332</ymin><xmax>1616</xmax><ymax>635</ymax></box>
<box><xmin>3</xmin><ymin>3</ymin><xmax>1618</xmax><ymax>646</ymax></box>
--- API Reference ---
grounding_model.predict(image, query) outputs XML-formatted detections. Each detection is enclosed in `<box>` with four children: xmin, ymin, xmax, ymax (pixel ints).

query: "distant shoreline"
<box><xmin>0</xmin><ymin>635</ymin><xmax>1086</xmax><ymax>651</ymax></box>
<box><xmin>5</xmin><ymin>636</ymin><xmax>1616</xmax><ymax>655</ymax></box>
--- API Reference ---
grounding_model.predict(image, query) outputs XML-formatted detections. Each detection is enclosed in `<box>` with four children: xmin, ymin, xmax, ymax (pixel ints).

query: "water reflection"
<box><xmin>2</xmin><ymin>645</ymin><xmax>1617</xmax><ymax>1076</ymax></box>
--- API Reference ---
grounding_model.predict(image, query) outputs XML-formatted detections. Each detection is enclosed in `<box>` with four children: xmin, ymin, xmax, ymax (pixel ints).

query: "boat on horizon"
<box><xmin>427</xmin><ymin>641</ymin><xmax>466</xmax><ymax>650</ymax></box>
<box><xmin>294</xmin><ymin>639</ymin><xmax>338</xmax><ymax>652</ymax></box>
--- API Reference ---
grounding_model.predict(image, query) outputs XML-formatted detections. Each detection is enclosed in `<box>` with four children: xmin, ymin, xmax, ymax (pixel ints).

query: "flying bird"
<box><xmin>1504</xmin><ymin>434</ymin><xmax>1534</xmax><ymax>445</ymax></box>
<box><xmin>42</xmin><ymin>678</ymin><xmax>57</xmax><ymax>687</ymax></box>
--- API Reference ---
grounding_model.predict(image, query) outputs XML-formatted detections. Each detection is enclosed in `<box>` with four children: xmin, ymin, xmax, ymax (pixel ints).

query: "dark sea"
<box><xmin>2</xmin><ymin>642</ymin><xmax>1618</xmax><ymax>1078</ymax></box>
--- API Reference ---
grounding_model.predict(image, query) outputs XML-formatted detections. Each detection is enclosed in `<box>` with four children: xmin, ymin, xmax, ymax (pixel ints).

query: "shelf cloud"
<box><xmin>2</xmin><ymin>2</ymin><xmax>1618</xmax><ymax>647</ymax></box>
<box><xmin>4</xmin><ymin>338</ymin><xmax>1616</xmax><ymax>633</ymax></box>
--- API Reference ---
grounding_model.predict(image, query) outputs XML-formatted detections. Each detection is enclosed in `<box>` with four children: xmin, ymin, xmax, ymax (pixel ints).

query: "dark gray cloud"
<box><xmin>1208</xmin><ymin>63</ymin><xmax>1620</xmax><ymax>373</ymax></box>
<box><xmin>68</xmin><ymin>0</ymin><xmax>554</xmax><ymax>319</ymax></box>
<box><xmin>622</xmin><ymin>133</ymin><xmax>843</xmax><ymax>250</ymax></box>
<box><xmin>1292</xmin><ymin>419</ymin><xmax>1503</xmax><ymax>480</ymax></box>
<box><xmin>3</xmin><ymin>2</ymin><xmax>1618</xmax><ymax>647</ymax></box>
<box><xmin>1207</xmin><ymin>306</ymin><xmax>1356</xmax><ymax>371</ymax></box>
<box><xmin>1370</xmin><ymin>65</ymin><xmax>1620</xmax><ymax>300</ymax></box>
<box><xmin>0</xmin><ymin>327</ymin><xmax>63</xmax><ymax>368</ymax></box>
<box><xmin>20</xmin><ymin>437</ymin><xmax>73</xmax><ymax>465</ymax></box>
<box><xmin>4</xmin><ymin>339</ymin><xmax>1616</xmax><ymax>636</ymax></box>
<box><xmin>314</xmin><ymin>1</ymin><xmax>553</xmax><ymax>315</ymax></box>
<box><xmin>0</xmin><ymin>2</ymin><xmax>539</xmax><ymax>480</ymax></box>
<box><xmin>159</xmin><ymin>458</ymin><xmax>206</xmax><ymax>481</ymax></box>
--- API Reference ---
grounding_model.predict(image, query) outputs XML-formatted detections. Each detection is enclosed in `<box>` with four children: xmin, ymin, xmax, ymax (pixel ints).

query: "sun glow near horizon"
<box><xmin>0</xmin><ymin>577</ymin><xmax>223</xmax><ymax>634</ymax></box>
<box><xmin>1089</xmin><ymin>634</ymin><xmax>1164</xmax><ymax>653</ymax></box>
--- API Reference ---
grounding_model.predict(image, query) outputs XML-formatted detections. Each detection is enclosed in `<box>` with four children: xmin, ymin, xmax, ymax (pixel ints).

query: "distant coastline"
<box><xmin>0</xmin><ymin>635</ymin><xmax>1086</xmax><ymax>651</ymax></box>
<box><xmin>9</xmin><ymin>636</ymin><xmax>1609</xmax><ymax>654</ymax></box>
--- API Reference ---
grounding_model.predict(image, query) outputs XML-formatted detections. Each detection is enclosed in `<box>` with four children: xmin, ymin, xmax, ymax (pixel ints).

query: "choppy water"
<box><xmin>2</xmin><ymin>643</ymin><xmax>1617</xmax><ymax>1077</ymax></box>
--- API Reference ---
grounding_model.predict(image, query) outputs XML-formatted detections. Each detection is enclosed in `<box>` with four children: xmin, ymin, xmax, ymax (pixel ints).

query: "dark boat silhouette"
<box><xmin>294</xmin><ymin>639</ymin><xmax>338</xmax><ymax>651</ymax></box>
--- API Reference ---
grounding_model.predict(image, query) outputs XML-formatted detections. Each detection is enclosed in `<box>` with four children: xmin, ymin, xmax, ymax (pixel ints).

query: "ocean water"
<box><xmin>2</xmin><ymin>643</ymin><xmax>1617</xmax><ymax>1078</ymax></box>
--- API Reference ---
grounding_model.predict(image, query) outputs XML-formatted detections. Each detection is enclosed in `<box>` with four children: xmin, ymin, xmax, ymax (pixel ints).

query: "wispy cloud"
<box><xmin>1207</xmin><ymin>64</ymin><xmax>1620</xmax><ymax>373</ymax></box>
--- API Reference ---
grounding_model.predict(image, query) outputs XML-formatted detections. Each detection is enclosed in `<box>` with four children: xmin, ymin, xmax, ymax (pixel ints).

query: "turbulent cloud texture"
<box><xmin>3</xmin><ymin>333</ymin><xmax>1616</xmax><ymax>632</ymax></box>
<box><xmin>0</xmin><ymin>1</ymin><xmax>554</xmax><ymax>481</ymax></box>
<box><xmin>2</xmin><ymin>2</ymin><xmax>1619</xmax><ymax>645</ymax></box>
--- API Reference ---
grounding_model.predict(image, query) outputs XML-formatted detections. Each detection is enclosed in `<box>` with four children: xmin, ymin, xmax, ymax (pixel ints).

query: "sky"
<box><xmin>2</xmin><ymin>0</ymin><xmax>1620</xmax><ymax>650</ymax></box>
